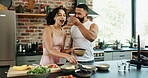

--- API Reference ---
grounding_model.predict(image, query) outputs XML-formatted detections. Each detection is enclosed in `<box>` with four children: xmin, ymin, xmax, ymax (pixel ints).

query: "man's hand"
<box><xmin>69</xmin><ymin>17</ymin><xmax>82</xmax><ymax>26</ymax></box>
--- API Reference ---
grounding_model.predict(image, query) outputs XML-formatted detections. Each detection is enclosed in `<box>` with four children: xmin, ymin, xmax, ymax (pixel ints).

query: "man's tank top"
<box><xmin>71</xmin><ymin>20</ymin><xmax>94</xmax><ymax>61</ymax></box>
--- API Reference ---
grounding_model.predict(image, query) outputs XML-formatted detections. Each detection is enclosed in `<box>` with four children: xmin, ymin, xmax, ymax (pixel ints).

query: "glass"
<box><xmin>126</xmin><ymin>62</ymin><xmax>130</xmax><ymax>70</ymax></box>
<box><xmin>117</xmin><ymin>62</ymin><xmax>126</xmax><ymax>72</ymax></box>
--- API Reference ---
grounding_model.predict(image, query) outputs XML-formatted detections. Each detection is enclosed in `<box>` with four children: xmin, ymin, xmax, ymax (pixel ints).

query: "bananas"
<box><xmin>12</xmin><ymin>65</ymin><xmax>32</xmax><ymax>71</ymax></box>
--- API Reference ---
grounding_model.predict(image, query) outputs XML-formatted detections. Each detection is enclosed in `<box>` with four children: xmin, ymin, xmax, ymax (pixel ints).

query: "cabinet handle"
<box><xmin>120</xmin><ymin>55</ymin><xmax>125</xmax><ymax>57</ymax></box>
<box><xmin>28</xmin><ymin>60</ymin><xmax>36</xmax><ymax>62</ymax></box>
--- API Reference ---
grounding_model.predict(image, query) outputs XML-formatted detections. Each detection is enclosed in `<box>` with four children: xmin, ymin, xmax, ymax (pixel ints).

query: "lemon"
<box><xmin>12</xmin><ymin>65</ymin><xmax>28</xmax><ymax>71</ymax></box>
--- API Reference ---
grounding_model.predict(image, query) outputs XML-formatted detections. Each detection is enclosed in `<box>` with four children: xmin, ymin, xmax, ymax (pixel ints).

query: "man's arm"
<box><xmin>70</xmin><ymin>17</ymin><xmax>98</xmax><ymax>42</ymax></box>
<box><xmin>77</xmin><ymin>23</ymin><xmax>98</xmax><ymax>42</ymax></box>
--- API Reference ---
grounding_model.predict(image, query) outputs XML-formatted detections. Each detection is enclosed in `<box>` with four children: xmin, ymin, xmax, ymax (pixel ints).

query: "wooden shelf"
<box><xmin>16</xmin><ymin>13</ymin><xmax>47</xmax><ymax>16</ymax></box>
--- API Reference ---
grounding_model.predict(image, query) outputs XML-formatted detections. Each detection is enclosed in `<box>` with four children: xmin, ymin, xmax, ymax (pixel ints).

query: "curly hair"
<box><xmin>46</xmin><ymin>7</ymin><xmax>68</xmax><ymax>26</ymax></box>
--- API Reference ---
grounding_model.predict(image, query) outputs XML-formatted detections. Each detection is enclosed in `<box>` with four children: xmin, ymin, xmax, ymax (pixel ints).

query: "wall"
<box><xmin>11</xmin><ymin>0</ymin><xmax>92</xmax><ymax>48</ymax></box>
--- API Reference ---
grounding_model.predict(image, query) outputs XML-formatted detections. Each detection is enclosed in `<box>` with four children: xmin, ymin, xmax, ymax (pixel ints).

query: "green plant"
<box><xmin>126</xmin><ymin>38</ymin><xmax>135</xmax><ymax>48</ymax></box>
<box><xmin>114</xmin><ymin>40</ymin><xmax>120</xmax><ymax>44</ymax></box>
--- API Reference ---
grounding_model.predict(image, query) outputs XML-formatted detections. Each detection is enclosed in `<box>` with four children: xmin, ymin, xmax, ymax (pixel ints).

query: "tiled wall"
<box><xmin>11</xmin><ymin>0</ymin><xmax>92</xmax><ymax>48</ymax></box>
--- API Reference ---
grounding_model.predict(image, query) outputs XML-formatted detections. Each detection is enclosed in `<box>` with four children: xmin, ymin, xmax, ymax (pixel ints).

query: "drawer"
<box><xmin>17</xmin><ymin>55</ymin><xmax>42</xmax><ymax>62</ymax></box>
<box><xmin>17</xmin><ymin>60</ymin><xmax>40</xmax><ymax>66</ymax></box>
<box><xmin>113</xmin><ymin>55</ymin><xmax>131</xmax><ymax>60</ymax></box>
<box><xmin>112</xmin><ymin>52</ymin><xmax>131</xmax><ymax>56</ymax></box>
<box><xmin>94</xmin><ymin>57</ymin><xmax>104</xmax><ymax>62</ymax></box>
<box><xmin>104</xmin><ymin>52</ymin><xmax>112</xmax><ymax>61</ymax></box>
<box><xmin>112</xmin><ymin>52</ymin><xmax>131</xmax><ymax>60</ymax></box>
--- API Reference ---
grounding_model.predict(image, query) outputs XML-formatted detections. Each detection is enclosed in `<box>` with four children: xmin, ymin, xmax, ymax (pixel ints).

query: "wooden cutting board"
<box><xmin>7</xmin><ymin>64</ymin><xmax>61</xmax><ymax>77</ymax></box>
<box><xmin>7</xmin><ymin>67</ymin><xmax>28</xmax><ymax>77</ymax></box>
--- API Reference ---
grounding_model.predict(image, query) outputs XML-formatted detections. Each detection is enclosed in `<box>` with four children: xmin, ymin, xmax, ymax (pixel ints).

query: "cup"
<box><xmin>126</xmin><ymin>62</ymin><xmax>130</xmax><ymax>70</ymax></box>
<box><xmin>117</xmin><ymin>62</ymin><xmax>126</xmax><ymax>72</ymax></box>
<box><xmin>67</xmin><ymin>17</ymin><xmax>72</xmax><ymax>23</ymax></box>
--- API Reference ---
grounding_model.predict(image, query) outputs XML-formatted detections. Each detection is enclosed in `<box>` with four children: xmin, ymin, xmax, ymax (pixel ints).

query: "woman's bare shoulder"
<box><xmin>62</xmin><ymin>29</ymin><xmax>67</xmax><ymax>35</ymax></box>
<box><xmin>44</xmin><ymin>25</ymin><xmax>53</xmax><ymax>32</ymax></box>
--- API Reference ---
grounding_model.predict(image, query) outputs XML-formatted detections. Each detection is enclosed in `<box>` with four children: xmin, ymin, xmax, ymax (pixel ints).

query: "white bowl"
<box><xmin>82</xmin><ymin>65</ymin><xmax>97</xmax><ymax>73</ymax></box>
<box><xmin>96</xmin><ymin>64</ymin><xmax>110</xmax><ymax>71</ymax></box>
<box><xmin>60</xmin><ymin>64</ymin><xmax>78</xmax><ymax>74</ymax></box>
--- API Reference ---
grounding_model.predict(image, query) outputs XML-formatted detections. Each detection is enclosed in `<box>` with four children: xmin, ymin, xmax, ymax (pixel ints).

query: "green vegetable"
<box><xmin>27</xmin><ymin>66</ymin><xmax>50</xmax><ymax>74</ymax></box>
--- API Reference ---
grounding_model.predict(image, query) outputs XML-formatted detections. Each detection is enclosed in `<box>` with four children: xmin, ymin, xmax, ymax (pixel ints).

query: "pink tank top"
<box><xmin>40</xmin><ymin>26</ymin><xmax>65</xmax><ymax>65</ymax></box>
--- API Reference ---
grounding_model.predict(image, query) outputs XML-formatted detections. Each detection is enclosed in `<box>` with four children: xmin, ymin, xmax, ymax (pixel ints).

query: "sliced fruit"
<box><xmin>12</xmin><ymin>65</ymin><xmax>31</xmax><ymax>71</ymax></box>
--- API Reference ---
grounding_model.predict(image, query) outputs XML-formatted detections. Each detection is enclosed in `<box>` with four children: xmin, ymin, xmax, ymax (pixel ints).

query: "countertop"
<box><xmin>16</xmin><ymin>47</ymin><xmax>148</xmax><ymax>56</ymax></box>
<box><xmin>94</xmin><ymin>47</ymin><xmax>148</xmax><ymax>52</ymax></box>
<box><xmin>1</xmin><ymin>60</ymin><xmax>148</xmax><ymax>78</ymax></box>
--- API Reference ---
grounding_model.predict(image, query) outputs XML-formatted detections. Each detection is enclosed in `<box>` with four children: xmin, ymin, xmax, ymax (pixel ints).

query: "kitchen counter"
<box><xmin>16</xmin><ymin>48</ymin><xmax>148</xmax><ymax>56</ymax></box>
<box><xmin>94</xmin><ymin>47</ymin><xmax>148</xmax><ymax>52</ymax></box>
<box><xmin>16</xmin><ymin>52</ymin><xmax>43</xmax><ymax>56</ymax></box>
<box><xmin>1</xmin><ymin>60</ymin><xmax>148</xmax><ymax>78</ymax></box>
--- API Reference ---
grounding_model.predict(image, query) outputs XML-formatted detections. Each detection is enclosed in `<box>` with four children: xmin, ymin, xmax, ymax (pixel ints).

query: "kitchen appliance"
<box><xmin>0</xmin><ymin>0</ymin><xmax>12</xmax><ymax>9</ymax></box>
<box><xmin>94</xmin><ymin>52</ymin><xmax>104</xmax><ymax>61</ymax></box>
<box><xmin>69</xmin><ymin>0</ymin><xmax>99</xmax><ymax>18</ymax></box>
<box><xmin>0</xmin><ymin>10</ymin><xmax>16</xmax><ymax>66</ymax></box>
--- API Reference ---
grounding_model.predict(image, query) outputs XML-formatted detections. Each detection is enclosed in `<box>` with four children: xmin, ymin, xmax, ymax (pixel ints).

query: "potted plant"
<box><xmin>126</xmin><ymin>38</ymin><xmax>135</xmax><ymax>48</ymax></box>
<box><xmin>113</xmin><ymin>40</ymin><xmax>121</xmax><ymax>49</ymax></box>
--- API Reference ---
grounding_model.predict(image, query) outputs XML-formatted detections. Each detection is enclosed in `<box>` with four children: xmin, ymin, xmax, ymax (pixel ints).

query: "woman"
<box><xmin>40</xmin><ymin>7</ymin><xmax>77</xmax><ymax>65</ymax></box>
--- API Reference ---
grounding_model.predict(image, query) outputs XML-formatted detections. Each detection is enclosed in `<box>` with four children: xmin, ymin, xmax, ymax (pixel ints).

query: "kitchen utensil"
<box><xmin>96</xmin><ymin>64</ymin><xmax>110</xmax><ymax>71</ymax></box>
<box><xmin>28</xmin><ymin>72</ymin><xmax>50</xmax><ymax>78</ymax></box>
<box><xmin>117</xmin><ymin>62</ymin><xmax>126</xmax><ymax>72</ymax></box>
<box><xmin>75</xmin><ymin>69</ymin><xmax>92</xmax><ymax>77</ymax></box>
<box><xmin>60</xmin><ymin>64</ymin><xmax>77</xmax><ymax>74</ymax></box>
<box><xmin>0</xmin><ymin>0</ymin><xmax>12</xmax><ymax>9</ymax></box>
<box><xmin>82</xmin><ymin>65</ymin><xmax>97</xmax><ymax>73</ymax></box>
<box><xmin>74</xmin><ymin>48</ymin><xmax>86</xmax><ymax>56</ymax></box>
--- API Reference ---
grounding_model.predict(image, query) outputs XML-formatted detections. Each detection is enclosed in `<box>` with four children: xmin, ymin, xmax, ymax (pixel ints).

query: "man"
<box><xmin>69</xmin><ymin>4</ymin><xmax>98</xmax><ymax>63</ymax></box>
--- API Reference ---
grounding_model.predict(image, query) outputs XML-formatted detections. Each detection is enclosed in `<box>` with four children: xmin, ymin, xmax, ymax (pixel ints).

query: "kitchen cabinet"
<box><xmin>104</xmin><ymin>52</ymin><xmax>112</xmax><ymax>61</ymax></box>
<box><xmin>104</xmin><ymin>51</ymin><xmax>132</xmax><ymax>61</ymax></box>
<box><xmin>16</xmin><ymin>55</ymin><xmax>42</xmax><ymax>65</ymax></box>
<box><xmin>112</xmin><ymin>51</ymin><xmax>132</xmax><ymax>60</ymax></box>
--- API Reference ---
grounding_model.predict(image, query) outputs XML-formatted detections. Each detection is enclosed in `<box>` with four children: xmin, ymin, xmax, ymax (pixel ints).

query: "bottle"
<box><xmin>35</xmin><ymin>42</ymin><xmax>39</xmax><ymax>52</ymax></box>
<box><xmin>18</xmin><ymin>43</ymin><xmax>22</xmax><ymax>53</ymax></box>
<box><xmin>95</xmin><ymin>41</ymin><xmax>98</xmax><ymax>49</ymax></box>
<box><xmin>16</xmin><ymin>4</ymin><xmax>24</xmax><ymax>13</ymax></box>
<box><xmin>46</xmin><ymin>5</ymin><xmax>51</xmax><ymax>14</ymax></box>
<box><xmin>22</xmin><ymin>44</ymin><xmax>26</xmax><ymax>54</ymax></box>
<box><xmin>40</xmin><ymin>4</ymin><xmax>45</xmax><ymax>14</ymax></box>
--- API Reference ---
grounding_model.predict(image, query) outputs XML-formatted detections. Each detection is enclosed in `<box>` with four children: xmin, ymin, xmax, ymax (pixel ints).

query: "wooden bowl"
<box><xmin>74</xmin><ymin>48</ymin><xmax>86</xmax><ymax>56</ymax></box>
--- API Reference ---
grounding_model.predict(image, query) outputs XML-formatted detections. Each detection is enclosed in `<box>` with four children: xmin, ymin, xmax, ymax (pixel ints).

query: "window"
<box><xmin>136</xmin><ymin>0</ymin><xmax>148</xmax><ymax>46</ymax></box>
<box><xmin>93</xmin><ymin>0</ymin><xmax>132</xmax><ymax>45</ymax></box>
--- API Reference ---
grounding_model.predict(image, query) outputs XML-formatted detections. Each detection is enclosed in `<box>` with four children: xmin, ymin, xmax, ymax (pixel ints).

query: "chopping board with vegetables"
<box><xmin>7</xmin><ymin>64</ymin><xmax>61</xmax><ymax>77</ymax></box>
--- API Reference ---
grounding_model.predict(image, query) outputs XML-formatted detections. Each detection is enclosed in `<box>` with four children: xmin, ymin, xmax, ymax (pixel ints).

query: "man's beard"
<box><xmin>76</xmin><ymin>17</ymin><xmax>84</xmax><ymax>23</ymax></box>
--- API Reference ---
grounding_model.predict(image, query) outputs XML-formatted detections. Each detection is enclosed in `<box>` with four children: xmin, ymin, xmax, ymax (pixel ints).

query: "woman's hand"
<box><xmin>64</xmin><ymin>54</ymin><xmax>78</xmax><ymax>64</ymax></box>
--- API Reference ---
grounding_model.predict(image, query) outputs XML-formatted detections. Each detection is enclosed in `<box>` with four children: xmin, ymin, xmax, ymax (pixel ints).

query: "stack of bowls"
<box><xmin>82</xmin><ymin>65</ymin><xmax>97</xmax><ymax>73</ymax></box>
